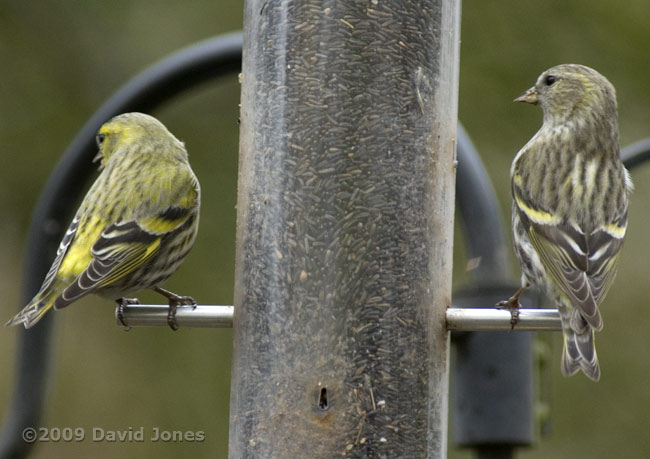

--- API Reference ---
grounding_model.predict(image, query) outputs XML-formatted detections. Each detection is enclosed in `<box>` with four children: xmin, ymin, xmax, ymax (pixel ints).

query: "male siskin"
<box><xmin>6</xmin><ymin>113</ymin><xmax>200</xmax><ymax>330</ymax></box>
<box><xmin>502</xmin><ymin>64</ymin><xmax>632</xmax><ymax>381</ymax></box>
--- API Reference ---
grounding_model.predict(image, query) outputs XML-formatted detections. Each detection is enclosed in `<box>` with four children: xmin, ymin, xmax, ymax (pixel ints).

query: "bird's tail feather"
<box><xmin>5</xmin><ymin>290</ymin><xmax>58</xmax><ymax>329</ymax></box>
<box><xmin>561</xmin><ymin>315</ymin><xmax>600</xmax><ymax>381</ymax></box>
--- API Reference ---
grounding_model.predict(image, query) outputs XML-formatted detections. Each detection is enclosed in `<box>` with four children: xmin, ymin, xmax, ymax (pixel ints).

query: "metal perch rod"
<box><xmin>116</xmin><ymin>304</ymin><xmax>234</xmax><ymax>328</ymax></box>
<box><xmin>446</xmin><ymin>307</ymin><xmax>560</xmax><ymax>331</ymax></box>
<box><xmin>115</xmin><ymin>304</ymin><xmax>561</xmax><ymax>331</ymax></box>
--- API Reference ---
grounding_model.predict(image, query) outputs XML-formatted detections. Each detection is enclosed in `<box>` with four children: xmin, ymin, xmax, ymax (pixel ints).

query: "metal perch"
<box><xmin>115</xmin><ymin>303</ymin><xmax>561</xmax><ymax>331</ymax></box>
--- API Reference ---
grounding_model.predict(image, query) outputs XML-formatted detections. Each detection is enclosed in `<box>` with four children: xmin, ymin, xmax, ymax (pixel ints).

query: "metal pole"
<box><xmin>229</xmin><ymin>1</ymin><xmax>460</xmax><ymax>457</ymax></box>
<box><xmin>455</xmin><ymin>124</ymin><xmax>511</xmax><ymax>280</ymax></box>
<box><xmin>452</xmin><ymin>124</ymin><xmax>539</xmax><ymax>457</ymax></box>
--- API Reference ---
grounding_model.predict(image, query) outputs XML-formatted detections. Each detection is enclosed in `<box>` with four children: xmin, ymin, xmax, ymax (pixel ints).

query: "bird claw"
<box><xmin>116</xmin><ymin>297</ymin><xmax>140</xmax><ymax>331</ymax></box>
<box><xmin>496</xmin><ymin>286</ymin><xmax>527</xmax><ymax>330</ymax></box>
<box><xmin>154</xmin><ymin>286</ymin><xmax>196</xmax><ymax>331</ymax></box>
<box><xmin>167</xmin><ymin>304</ymin><xmax>179</xmax><ymax>331</ymax></box>
<box><xmin>166</xmin><ymin>295</ymin><xmax>196</xmax><ymax>331</ymax></box>
<box><xmin>496</xmin><ymin>296</ymin><xmax>521</xmax><ymax>330</ymax></box>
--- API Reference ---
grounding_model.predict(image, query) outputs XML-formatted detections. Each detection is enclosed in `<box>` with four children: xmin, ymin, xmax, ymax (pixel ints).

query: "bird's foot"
<box><xmin>115</xmin><ymin>297</ymin><xmax>140</xmax><ymax>331</ymax></box>
<box><xmin>153</xmin><ymin>286</ymin><xmax>197</xmax><ymax>331</ymax></box>
<box><xmin>496</xmin><ymin>296</ymin><xmax>522</xmax><ymax>330</ymax></box>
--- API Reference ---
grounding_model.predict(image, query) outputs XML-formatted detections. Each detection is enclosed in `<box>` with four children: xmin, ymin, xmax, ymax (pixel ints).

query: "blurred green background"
<box><xmin>0</xmin><ymin>1</ymin><xmax>648</xmax><ymax>458</ymax></box>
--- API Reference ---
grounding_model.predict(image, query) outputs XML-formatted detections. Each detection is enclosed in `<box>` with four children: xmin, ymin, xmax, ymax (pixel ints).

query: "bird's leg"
<box><xmin>496</xmin><ymin>286</ymin><xmax>527</xmax><ymax>329</ymax></box>
<box><xmin>115</xmin><ymin>297</ymin><xmax>140</xmax><ymax>331</ymax></box>
<box><xmin>153</xmin><ymin>286</ymin><xmax>197</xmax><ymax>331</ymax></box>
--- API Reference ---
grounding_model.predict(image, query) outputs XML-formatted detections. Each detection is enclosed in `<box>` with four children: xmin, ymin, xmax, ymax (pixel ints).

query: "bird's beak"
<box><xmin>514</xmin><ymin>86</ymin><xmax>538</xmax><ymax>105</ymax></box>
<box><xmin>92</xmin><ymin>151</ymin><xmax>105</xmax><ymax>171</ymax></box>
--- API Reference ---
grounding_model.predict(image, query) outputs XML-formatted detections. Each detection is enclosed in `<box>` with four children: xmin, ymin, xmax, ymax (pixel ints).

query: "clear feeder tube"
<box><xmin>230</xmin><ymin>1</ymin><xmax>460</xmax><ymax>457</ymax></box>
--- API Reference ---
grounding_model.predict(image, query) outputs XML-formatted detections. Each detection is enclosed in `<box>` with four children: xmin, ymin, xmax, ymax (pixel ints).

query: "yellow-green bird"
<box><xmin>6</xmin><ymin>113</ymin><xmax>200</xmax><ymax>330</ymax></box>
<box><xmin>501</xmin><ymin>64</ymin><xmax>632</xmax><ymax>381</ymax></box>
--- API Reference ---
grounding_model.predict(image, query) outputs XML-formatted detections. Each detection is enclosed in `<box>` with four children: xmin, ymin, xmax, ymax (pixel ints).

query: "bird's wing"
<box><xmin>55</xmin><ymin>186</ymin><xmax>198</xmax><ymax>309</ymax></box>
<box><xmin>55</xmin><ymin>220</ymin><xmax>162</xmax><ymax>308</ymax></box>
<box><xmin>515</xmin><ymin>192</ymin><xmax>626</xmax><ymax>331</ymax></box>
<box><xmin>582</xmin><ymin>214</ymin><xmax>627</xmax><ymax>305</ymax></box>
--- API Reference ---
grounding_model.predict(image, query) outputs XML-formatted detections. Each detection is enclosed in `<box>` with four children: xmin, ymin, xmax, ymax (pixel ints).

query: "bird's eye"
<box><xmin>96</xmin><ymin>133</ymin><xmax>106</xmax><ymax>148</ymax></box>
<box><xmin>544</xmin><ymin>75</ymin><xmax>557</xmax><ymax>86</ymax></box>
